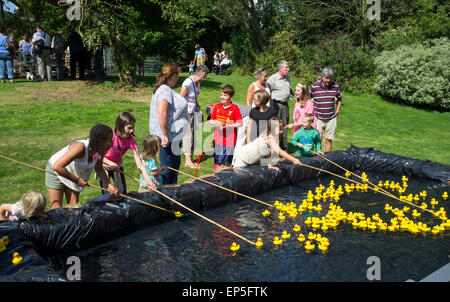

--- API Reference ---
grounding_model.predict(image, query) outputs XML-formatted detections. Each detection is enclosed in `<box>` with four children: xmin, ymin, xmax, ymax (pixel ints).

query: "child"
<box><xmin>209</xmin><ymin>85</ymin><xmax>243</xmax><ymax>170</ymax></box>
<box><xmin>139</xmin><ymin>135</ymin><xmax>167</xmax><ymax>191</ymax></box>
<box><xmin>246</xmin><ymin>90</ymin><xmax>277</xmax><ymax>144</ymax></box>
<box><xmin>46</xmin><ymin>124</ymin><xmax>119</xmax><ymax>209</ymax></box>
<box><xmin>290</xmin><ymin>114</ymin><xmax>323</xmax><ymax>156</ymax></box>
<box><xmin>285</xmin><ymin>83</ymin><xmax>316</xmax><ymax>133</ymax></box>
<box><xmin>101</xmin><ymin>112</ymin><xmax>156</xmax><ymax>194</ymax></box>
<box><xmin>233</xmin><ymin>116</ymin><xmax>302</xmax><ymax>171</ymax></box>
<box><xmin>0</xmin><ymin>190</ymin><xmax>47</xmax><ymax>221</ymax></box>
<box><xmin>188</xmin><ymin>61</ymin><xmax>195</xmax><ymax>75</ymax></box>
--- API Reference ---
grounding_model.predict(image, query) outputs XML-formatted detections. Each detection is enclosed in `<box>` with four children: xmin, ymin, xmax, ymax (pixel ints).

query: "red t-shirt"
<box><xmin>211</xmin><ymin>102</ymin><xmax>242</xmax><ymax>148</ymax></box>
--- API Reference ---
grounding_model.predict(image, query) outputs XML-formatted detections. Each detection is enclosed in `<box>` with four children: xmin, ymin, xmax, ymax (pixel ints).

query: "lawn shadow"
<box><xmin>135</xmin><ymin>74</ymin><xmax>223</xmax><ymax>91</ymax></box>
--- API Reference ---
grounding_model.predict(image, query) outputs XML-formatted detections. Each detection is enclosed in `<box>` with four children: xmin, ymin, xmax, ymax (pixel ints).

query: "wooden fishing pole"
<box><xmin>311</xmin><ymin>150</ymin><xmax>399</xmax><ymax>199</ymax></box>
<box><xmin>122</xmin><ymin>171</ymin><xmax>257</xmax><ymax>246</ymax></box>
<box><xmin>0</xmin><ymin>154</ymin><xmax>174</xmax><ymax>214</ymax></box>
<box><xmin>300</xmin><ymin>158</ymin><xmax>435</xmax><ymax>214</ymax></box>
<box><xmin>166</xmin><ymin>167</ymin><xmax>274</xmax><ymax>208</ymax></box>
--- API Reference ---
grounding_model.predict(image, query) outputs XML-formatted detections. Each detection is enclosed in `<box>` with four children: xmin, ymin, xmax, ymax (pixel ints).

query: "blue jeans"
<box><xmin>159</xmin><ymin>141</ymin><xmax>181</xmax><ymax>185</ymax></box>
<box><xmin>0</xmin><ymin>52</ymin><xmax>14</xmax><ymax>79</ymax></box>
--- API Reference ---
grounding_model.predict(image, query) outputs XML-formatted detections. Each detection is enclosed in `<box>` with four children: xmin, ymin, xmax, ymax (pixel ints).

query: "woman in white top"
<box><xmin>45</xmin><ymin>124</ymin><xmax>119</xmax><ymax>209</ymax></box>
<box><xmin>233</xmin><ymin>116</ymin><xmax>302</xmax><ymax>171</ymax></box>
<box><xmin>180</xmin><ymin>64</ymin><xmax>209</xmax><ymax>169</ymax></box>
<box><xmin>246</xmin><ymin>67</ymin><xmax>273</xmax><ymax>108</ymax></box>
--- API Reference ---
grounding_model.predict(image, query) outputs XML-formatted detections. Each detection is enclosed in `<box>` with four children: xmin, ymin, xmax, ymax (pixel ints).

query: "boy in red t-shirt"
<box><xmin>209</xmin><ymin>85</ymin><xmax>243</xmax><ymax>171</ymax></box>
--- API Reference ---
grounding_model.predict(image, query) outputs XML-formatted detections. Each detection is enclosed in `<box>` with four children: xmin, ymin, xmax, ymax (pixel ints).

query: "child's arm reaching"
<box><xmin>102</xmin><ymin>157</ymin><xmax>120</xmax><ymax>172</ymax></box>
<box><xmin>131</xmin><ymin>149</ymin><xmax>157</xmax><ymax>190</ymax></box>
<box><xmin>290</xmin><ymin>131</ymin><xmax>304</xmax><ymax>150</ymax></box>
<box><xmin>52</xmin><ymin>142</ymin><xmax>89</xmax><ymax>187</ymax></box>
<box><xmin>267</xmin><ymin>137</ymin><xmax>302</xmax><ymax>166</ymax></box>
<box><xmin>94</xmin><ymin>160</ymin><xmax>119</xmax><ymax>195</ymax></box>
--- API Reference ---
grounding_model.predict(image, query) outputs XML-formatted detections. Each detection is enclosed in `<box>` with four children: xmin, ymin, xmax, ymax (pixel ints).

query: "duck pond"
<box><xmin>52</xmin><ymin>172</ymin><xmax>449</xmax><ymax>282</ymax></box>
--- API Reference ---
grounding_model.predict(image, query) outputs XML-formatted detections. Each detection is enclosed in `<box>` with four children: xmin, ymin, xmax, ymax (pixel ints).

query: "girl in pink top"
<box><xmin>100</xmin><ymin>112</ymin><xmax>156</xmax><ymax>194</ymax></box>
<box><xmin>285</xmin><ymin>83</ymin><xmax>316</xmax><ymax>133</ymax></box>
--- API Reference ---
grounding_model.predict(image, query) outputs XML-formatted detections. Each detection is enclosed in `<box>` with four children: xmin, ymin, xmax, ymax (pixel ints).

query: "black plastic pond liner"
<box><xmin>0</xmin><ymin>146</ymin><xmax>448</xmax><ymax>281</ymax></box>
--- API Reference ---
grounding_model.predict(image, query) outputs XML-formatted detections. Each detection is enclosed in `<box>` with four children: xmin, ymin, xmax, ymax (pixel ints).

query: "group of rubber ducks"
<box><xmin>230</xmin><ymin>174</ymin><xmax>448</xmax><ymax>254</ymax></box>
<box><xmin>0</xmin><ymin>235</ymin><xmax>23</xmax><ymax>265</ymax></box>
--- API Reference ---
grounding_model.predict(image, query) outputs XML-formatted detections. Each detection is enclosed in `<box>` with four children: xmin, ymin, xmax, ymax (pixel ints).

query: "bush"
<box><xmin>374</xmin><ymin>38</ymin><xmax>450</xmax><ymax>110</ymax></box>
<box><xmin>372</xmin><ymin>25</ymin><xmax>425</xmax><ymax>52</ymax></box>
<box><xmin>312</xmin><ymin>32</ymin><xmax>376</xmax><ymax>87</ymax></box>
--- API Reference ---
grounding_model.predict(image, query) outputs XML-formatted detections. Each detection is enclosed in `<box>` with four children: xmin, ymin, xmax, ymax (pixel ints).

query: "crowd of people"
<box><xmin>0</xmin><ymin>53</ymin><xmax>342</xmax><ymax>221</ymax></box>
<box><xmin>0</xmin><ymin>25</ymin><xmax>105</xmax><ymax>83</ymax></box>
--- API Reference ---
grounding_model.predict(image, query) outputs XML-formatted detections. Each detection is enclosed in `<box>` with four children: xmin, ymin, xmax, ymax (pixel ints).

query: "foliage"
<box><xmin>374</xmin><ymin>38</ymin><xmax>450</xmax><ymax>109</ymax></box>
<box><xmin>371</xmin><ymin>25</ymin><xmax>425</xmax><ymax>52</ymax></box>
<box><xmin>311</xmin><ymin>32</ymin><xmax>376</xmax><ymax>92</ymax></box>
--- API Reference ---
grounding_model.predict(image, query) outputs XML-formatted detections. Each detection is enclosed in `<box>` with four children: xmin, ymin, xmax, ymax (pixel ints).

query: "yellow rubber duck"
<box><xmin>297</xmin><ymin>234</ymin><xmax>306</xmax><ymax>243</ymax></box>
<box><xmin>443</xmin><ymin>192</ymin><xmax>448</xmax><ymax>200</ymax></box>
<box><xmin>255</xmin><ymin>238</ymin><xmax>263</xmax><ymax>248</ymax></box>
<box><xmin>12</xmin><ymin>252</ymin><xmax>23</xmax><ymax>265</ymax></box>
<box><xmin>412</xmin><ymin>210</ymin><xmax>421</xmax><ymax>219</ymax></box>
<box><xmin>293</xmin><ymin>224</ymin><xmax>301</xmax><ymax>232</ymax></box>
<box><xmin>281</xmin><ymin>231</ymin><xmax>291</xmax><ymax>240</ymax></box>
<box><xmin>318</xmin><ymin>243</ymin><xmax>328</xmax><ymax>253</ymax></box>
<box><xmin>262</xmin><ymin>210</ymin><xmax>271</xmax><ymax>217</ymax></box>
<box><xmin>230</xmin><ymin>242</ymin><xmax>240</xmax><ymax>252</ymax></box>
<box><xmin>304</xmin><ymin>241</ymin><xmax>315</xmax><ymax>251</ymax></box>
<box><xmin>273</xmin><ymin>236</ymin><xmax>283</xmax><ymax>246</ymax></box>
<box><xmin>431</xmin><ymin>226</ymin><xmax>440</xmax><ymax>235</ymax></box>
<box><xmin>430</xmin><ymin>198</ymin><xmax>438</xmax><ymax>208</ymax></box>
<box><xmin>307</xmin><ymin>232</ymin><xmax>316</xmax><ymax>241</ymax></box>
<box><xmin>174</xmin><ymin>211</ymin><xmax>183</xmax><ymax>218</ymax></box>
<box><xmin>278</xmin><ymin>213</ymin><xmax>286</xmax><ymax>221</ymax></box>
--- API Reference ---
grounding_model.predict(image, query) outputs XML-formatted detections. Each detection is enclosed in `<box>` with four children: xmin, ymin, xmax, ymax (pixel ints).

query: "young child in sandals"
<box><xmin>139</xmin><ymin>135</ymin><xmax>167</xmax><ymax>191</ymax></box>
<box><xmin>0</xmin><ymin>190</ymin><xmax>47</xmax><ymax>221</ymax></box>
<box><xmin>233</xmin><ymin>116</ymin><xmax>302</xmax><ymax>171</ymax></box>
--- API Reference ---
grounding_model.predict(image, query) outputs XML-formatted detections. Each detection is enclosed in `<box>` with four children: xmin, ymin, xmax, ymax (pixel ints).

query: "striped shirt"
<box><xmin>309</xmin><ymin>81</ymin><xmax>342</xmax><ymax>120</ymax></box>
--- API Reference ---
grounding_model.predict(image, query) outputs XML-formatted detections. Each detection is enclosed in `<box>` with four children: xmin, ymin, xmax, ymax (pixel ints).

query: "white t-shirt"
<box><xmin>182</xmin><ymin>77</ymin><xmax>200</xmax><ymax>114</ymax></box>
<box><xmin>233</xmin><ymin>135</ymin><xmax>273</xmax><ymax>167</ymax></box>
<box><xmin>49</xmin><ymin>139</ymin><xmax>98</xmax><ymax>192</ymax></box>
<box><xmin>10</xmin><ymin>201</ymin><xmax>25</xmax><ymax>220</ymax></box>
<box><xmin>32</xmin><ymin>31</ymin><xmax>51</xmax><ymax>47</ymax></box>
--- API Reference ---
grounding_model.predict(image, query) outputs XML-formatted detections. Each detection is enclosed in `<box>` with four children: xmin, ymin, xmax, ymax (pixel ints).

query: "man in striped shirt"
<box><xmin>309</xmin><ymin>68</ymin><xmax>342</xmax><ymax>153</ymax></box>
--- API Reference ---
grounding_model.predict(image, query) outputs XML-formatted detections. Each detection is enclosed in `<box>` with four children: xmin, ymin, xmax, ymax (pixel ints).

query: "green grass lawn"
<box><xmin>0</xmin><ymin>73</ymin><xmax>449</xmax><ymax>208</ymax></box>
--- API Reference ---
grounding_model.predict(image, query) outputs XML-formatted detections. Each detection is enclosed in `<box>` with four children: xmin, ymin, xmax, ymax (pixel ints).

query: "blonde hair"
<box><xmin>141</xmin><ymin>135</ymin><xmax>162</xmax><ymax>160</ymax></box>
<box><xmin>296</xmin><ymin>83</ymin><xmax>309</xmax><ymax>107</ymax></box>
<box><xmin>20</xmin><ymin>190</ymin><xmax>47</xmax><ymax>219</ymax></box>
<box><xmin>302</xmin><ymin>113</ymin><xmax>315</xmax><ymax>124</ymax></box>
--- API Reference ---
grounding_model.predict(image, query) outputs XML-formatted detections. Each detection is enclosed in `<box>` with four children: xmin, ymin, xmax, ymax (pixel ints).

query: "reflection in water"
<box><xmin>68</xmin><ymin>173</ymin><xmax>449</xmax><ymax>281</ymax></box>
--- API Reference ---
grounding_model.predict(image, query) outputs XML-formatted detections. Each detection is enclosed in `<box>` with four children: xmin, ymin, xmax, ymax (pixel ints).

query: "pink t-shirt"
<box><xmin>104</xmin><ymin>131</ymin><xmax>138</xmax><ymax>165</ymax></box>
<box><xmin>293</xmin><ymin>99</ymin><xmax>316</xmax><ymax>133</ymax></box>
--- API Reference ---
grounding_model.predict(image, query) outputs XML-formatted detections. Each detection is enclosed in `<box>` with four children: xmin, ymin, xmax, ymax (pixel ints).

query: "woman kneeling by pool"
<box><xmin>233</xmin><ymin>116</ymin><xmax>302</xmax><ymax>171</ymax></box>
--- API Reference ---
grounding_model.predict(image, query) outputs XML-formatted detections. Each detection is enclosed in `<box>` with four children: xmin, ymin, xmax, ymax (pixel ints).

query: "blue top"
<box><xmin>21</xmin><ymin>41</ymin><xmax>31</xmax><ymax>53</ymax></box>
<box><xmin>0</xmin><ymin>35</ymin><xmax>11</xmax><ymax>54</ymax></box>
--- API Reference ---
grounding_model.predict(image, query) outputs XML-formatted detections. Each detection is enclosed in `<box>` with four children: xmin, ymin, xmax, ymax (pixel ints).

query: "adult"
<box><xmin>51</xmin><ymin>31</ymin><xmax>66</xmax><ymax>81</ymax></box>
<box><xmin>19</xmin><ymin>35</ymin><xmax>31</xmax><ymax>62</ymax></box>
<box><xmin>267</xmin><ymin>60</ymin><xmax>292</xmax><ymax>150</ymax></box>
<box><xmin>219</xmin><ymin>54</ymin><xmax>231</xmax><ymax>75</ymax></box>
<box><xmin>193</xmin><ymin>44</ymin><xmax>206</xmax><ymax>67</ymax></box>
<box><xmin>309</xmin><ymin>68</ymin><xmax>342</xmax><ymax>153</ymax></box>
<box><xmin>67</xmin><ymin>30</ymin><xmax>86</xmax><ymax>80</ymax></box>
<box><xmin>31</xmin><ymin>25</ymin><xmax>52</xmax><ymax>81</ymax></box>
<box><xmin>0</xmin><ymin>27</ymin><xmax>14</xmax><ymax>83</ymax></box>
<box><xmin>246</xmin><ymin>67</ymin><xmax>272</xmax><ymax>108</ymax></box>
<box><xmin>212</xmin><ymin>51</ymin><xmax>220</xmax><ymax>75</ymax></box>
<box><xmin>149</xmin><ymin>63</ymin><xmax>188</xmax><ymax>184</ymax></box>
<box><xmin>180</xmin><ymin>64</ymin><xmax>209</xmax><ymax>169</ymax></box>
<box><xmin>285</xmin><ymin>83</ymin><xmax>316</xmax><ymax>133</ymax></box>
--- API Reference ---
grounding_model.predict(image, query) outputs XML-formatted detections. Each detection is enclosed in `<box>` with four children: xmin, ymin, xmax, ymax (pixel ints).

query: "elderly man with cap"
<box><xmin>267</xmin><ymin>60</ymin><xmax>292</xmax><ymax>150</ymax></box>
<box><xmin>309</xmin><ymin>67</ymin><xmax>342</xmax><ymax>153</ymax></box>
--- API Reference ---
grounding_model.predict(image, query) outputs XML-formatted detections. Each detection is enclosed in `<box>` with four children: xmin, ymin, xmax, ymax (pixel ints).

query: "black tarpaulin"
<box><xmin>0</xmin><ymin>146</ymin><xmax>448</xmax><ymax>281</ymax></box>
